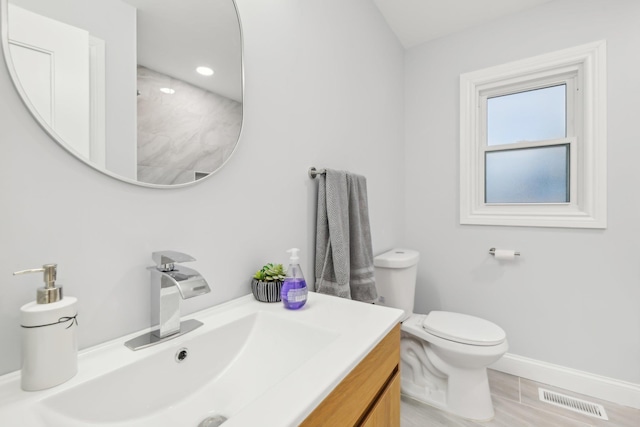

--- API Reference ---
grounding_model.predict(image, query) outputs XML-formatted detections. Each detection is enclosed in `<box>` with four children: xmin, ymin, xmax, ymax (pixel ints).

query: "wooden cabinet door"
<box><xmin>301</xmin><ymin>325</ymin><xmax>400</xmax><ymax>427</ymax></box>
<box><xmin>361</xmin><ymin>371</ymin><xmax>400</xmax><ymax>427</ymax></box>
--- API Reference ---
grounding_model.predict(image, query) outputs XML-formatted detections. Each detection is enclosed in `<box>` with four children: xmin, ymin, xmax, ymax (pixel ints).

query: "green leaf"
<box><xmin>253</xmin><ymin>262</ymin><xmax>286</xmax><ymax>282</ymax></box>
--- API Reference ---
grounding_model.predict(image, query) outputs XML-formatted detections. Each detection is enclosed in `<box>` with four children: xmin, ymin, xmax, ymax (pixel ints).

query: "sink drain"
<box><xmin>198</xmin><ymin>414</ymin><xmax>228</xmax><ymax>427</ymax></box>
<box><xmin>175</xmin><ymin>347</ymin><xmax>189</xmax><ymax>363</ymax></box>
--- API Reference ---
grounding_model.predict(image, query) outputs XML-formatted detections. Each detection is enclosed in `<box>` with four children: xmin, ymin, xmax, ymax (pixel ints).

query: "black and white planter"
<box><xmin>251</xmin><ymin>279</ymin><xmax>283</xmax><ymax>303</ymax></box>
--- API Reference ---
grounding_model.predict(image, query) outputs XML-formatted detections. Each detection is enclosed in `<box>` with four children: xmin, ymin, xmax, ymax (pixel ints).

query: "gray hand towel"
<box><xmin>315</xmin><ymin>169</ymin><xmax>378</xmax><ymax>303</ymax></box>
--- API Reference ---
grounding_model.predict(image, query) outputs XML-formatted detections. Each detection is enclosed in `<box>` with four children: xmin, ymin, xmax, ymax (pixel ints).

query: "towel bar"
<box><xmin>309</xmin><ymin>167</ymin><xmax>326</xmax><ymax>179</ymax></box>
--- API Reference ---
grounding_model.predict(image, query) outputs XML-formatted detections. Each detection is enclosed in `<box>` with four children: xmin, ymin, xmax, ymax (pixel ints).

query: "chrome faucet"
<box><xmin>149</xmin><ymin>251</ymin><xmax>210</xmax><ymax>337</ymax></box>
<box><xmin>125</xmin><ymin>251</ymin><xmax>211</xmax><ymax>350</ymax></box>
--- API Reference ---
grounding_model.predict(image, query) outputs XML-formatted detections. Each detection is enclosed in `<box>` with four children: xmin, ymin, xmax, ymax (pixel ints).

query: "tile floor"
<box><xmin>401</xmin><ymin>370</ymin><xmax>640</xmax><ymax>427</ymax></box>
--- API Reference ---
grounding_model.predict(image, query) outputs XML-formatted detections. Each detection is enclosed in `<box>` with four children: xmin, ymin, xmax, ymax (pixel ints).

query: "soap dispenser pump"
<box><xmin>281</xmin><ymin>248</ymin><xmax>308</xmax><ymax>310</ymax></box>
<box><xmin>13</xmin><ymin>264</ymin><xmax>78</xmax><ymax>391</ymax></box>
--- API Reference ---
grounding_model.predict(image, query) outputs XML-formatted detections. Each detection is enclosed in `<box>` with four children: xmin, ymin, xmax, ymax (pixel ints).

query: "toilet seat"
<box><xmin>422</xmin><ymin>311</ymin><xmax>506</xmax><ymax>346</ymax></box>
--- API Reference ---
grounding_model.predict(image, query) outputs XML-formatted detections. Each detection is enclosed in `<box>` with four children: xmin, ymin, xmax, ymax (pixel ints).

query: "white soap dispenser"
<box><xmin>13</xmin><ymin>264</ymin><xmax>78</xmax><ymax>391</ymax></box>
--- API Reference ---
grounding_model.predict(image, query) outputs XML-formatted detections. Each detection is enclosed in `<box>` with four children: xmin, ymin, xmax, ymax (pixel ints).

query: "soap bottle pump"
<box><xmin>13</xmin><ymin>264</ymin><xmax>78</xmax><ymax>391</ymax></box>
<box><xmin>281</xmin><ymin>248</ymin><xmax>308</xmax><ymax>310</ymax></box>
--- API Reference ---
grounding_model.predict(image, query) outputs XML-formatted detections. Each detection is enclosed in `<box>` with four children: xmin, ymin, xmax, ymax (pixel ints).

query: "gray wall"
<box><xmin>0</xmin><ymin>0</ymin><xmax>405</xmax><ymax>375</ymax></box>
<box><xmin>404</xmin><ymin>0</ymin><xmax>640</xmax><ymax>383</ymax></box>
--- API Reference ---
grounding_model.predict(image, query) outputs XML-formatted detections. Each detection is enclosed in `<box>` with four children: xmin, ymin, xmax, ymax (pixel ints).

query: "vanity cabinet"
<box><xmin>301</xmin><ymin>324</ymin><xmax>400</xmax><ymax>427</ymax></box>
<box><xmin>360</xmin><ymin>372</ymin><xmax>400</xmax><ymax>427</ymax></box>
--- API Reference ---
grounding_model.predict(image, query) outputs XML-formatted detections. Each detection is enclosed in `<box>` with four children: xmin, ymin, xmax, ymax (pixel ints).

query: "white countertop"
<box><xmin>0</xmin><ymin>292</ymin><xmax>403</xmax><ymax>427</ymax></box>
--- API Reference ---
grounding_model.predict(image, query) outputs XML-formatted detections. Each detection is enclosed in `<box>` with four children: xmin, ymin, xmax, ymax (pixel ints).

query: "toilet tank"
<box><xmin>374</xmin><ymin>249</ymin><xmax>420</xmax><ymax>321</ymax></box>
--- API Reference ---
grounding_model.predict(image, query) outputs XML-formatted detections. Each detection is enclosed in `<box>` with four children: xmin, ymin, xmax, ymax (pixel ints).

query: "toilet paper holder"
<box><xmin>489</xmin><ymin>248</ymin><xmax>520</xmax><ymax>256</ymax></box>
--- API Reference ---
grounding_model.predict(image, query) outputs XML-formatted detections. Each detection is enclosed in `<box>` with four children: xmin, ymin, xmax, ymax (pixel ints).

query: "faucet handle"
<box><xmin>151</xmin><ymin>251</ymin><xmax>196</xmax><ymax>271</ymax></box>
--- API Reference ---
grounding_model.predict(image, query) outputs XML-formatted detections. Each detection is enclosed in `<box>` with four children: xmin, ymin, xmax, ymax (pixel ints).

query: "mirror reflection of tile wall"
<box><xmin>136</xmin><ymin>66</ymin><xmax>242</xmax><ymax>185</ymax></box>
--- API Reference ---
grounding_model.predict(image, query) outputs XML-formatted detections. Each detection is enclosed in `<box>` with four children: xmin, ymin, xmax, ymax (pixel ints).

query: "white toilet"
<box><xmin>374</xmin><ymin>248</ymin><xmax>508</xmax><ymax>421</ymax></box>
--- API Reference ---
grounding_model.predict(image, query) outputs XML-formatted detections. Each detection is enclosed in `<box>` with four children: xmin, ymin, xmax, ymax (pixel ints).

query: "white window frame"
<box><xmin>460</xmin><ymin>41</ymin><xmax>607</xmax><ymax>228</ymax></box>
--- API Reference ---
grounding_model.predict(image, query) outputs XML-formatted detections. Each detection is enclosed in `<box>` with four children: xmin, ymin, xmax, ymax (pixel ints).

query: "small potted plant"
<box><xmin>251</xmin><ymin>263</ymin><xmax>286</xmax><ymax>302</ymax></box>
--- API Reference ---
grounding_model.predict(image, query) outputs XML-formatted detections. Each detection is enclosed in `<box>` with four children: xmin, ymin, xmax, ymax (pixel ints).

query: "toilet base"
<box><xmin>401</xmin><ymin>365</ymin><xmax>495</xmax><ymax>421</ymax></box>
<box><xmin>400</xmin><ymin>324</ymin><xmax>506</xmax><ymax>422</ymax></box>
<box><xmin>401</xmin><ymin>369</ymin><xmax>495</xmax><ymax>421</ymax></box>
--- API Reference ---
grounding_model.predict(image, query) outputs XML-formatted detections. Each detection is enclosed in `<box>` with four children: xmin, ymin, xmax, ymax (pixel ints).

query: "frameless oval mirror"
<box><xmin>1</xmin><ymin>0</ymin><xmax>243</xmax><ymax>187</ymax></box>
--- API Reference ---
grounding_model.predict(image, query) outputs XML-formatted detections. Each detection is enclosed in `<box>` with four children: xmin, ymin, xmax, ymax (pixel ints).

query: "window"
<box><xmin>460</xmin><ymin>41</ymin><xmax>607</xmax><ymax>228</ymax></box>
<box><xmin>485</xmin><ymin>144</ymin><xmax>570</xmax><ymax>204</ymax></box>
<box><xmin>484</xmin><ymin>82</ymin><xmax>574</xmax><ymax>205</ymax></box>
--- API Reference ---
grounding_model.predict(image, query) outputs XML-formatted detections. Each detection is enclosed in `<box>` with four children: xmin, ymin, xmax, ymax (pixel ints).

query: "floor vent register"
<box><xmin>539</xmin><ymin>388</ymin><xmax>608</xmax><ymax>420</ymax></box>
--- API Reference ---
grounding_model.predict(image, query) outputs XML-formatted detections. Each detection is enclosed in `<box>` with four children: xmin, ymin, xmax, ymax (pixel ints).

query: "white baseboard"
<box><xmin>490</xmin><ymin>353</ymin><xmax>640</xmax><ymax>410</ymax></box>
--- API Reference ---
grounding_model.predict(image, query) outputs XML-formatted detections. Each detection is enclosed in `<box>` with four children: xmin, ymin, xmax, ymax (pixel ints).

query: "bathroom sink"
<box><xmin>0</xmin><ymin>293</ymin><xmax>403</xmax><ymax>426</ymax></box>
<box><xmin>40</xmin><ymin>312</ymin><xmax>338</xmax><ymax>426</ymax></box>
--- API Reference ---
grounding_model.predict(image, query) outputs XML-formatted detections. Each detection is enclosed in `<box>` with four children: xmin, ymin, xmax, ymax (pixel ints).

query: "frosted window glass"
<box><xmin>487</xmin><ymin>85</ymin><xmax>566</xmax><ymax>146</ymax></box>
<box><xmin>485</xmin><ymin>145</ymin><xmax>569</xmax><ymax>203</ymax></box>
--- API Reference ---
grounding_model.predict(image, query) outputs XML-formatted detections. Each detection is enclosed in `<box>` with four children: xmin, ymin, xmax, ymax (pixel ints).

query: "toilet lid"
<box><xmin>422</xmin><ymin>311</ymin><xmax>506</xmax><ymax>346</ymax></box>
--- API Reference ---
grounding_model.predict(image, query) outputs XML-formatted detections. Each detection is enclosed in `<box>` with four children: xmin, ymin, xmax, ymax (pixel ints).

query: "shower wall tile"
<box><xmin>136</xmin><ymin>66</ymin><xmax>242</xmax><ymax>185</ymax></box>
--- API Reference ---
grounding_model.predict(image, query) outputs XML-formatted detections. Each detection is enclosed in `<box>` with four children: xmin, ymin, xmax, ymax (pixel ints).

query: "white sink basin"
<box><xmin>0</xmin><ymin>292</ymin><xmax>403</xmax><ymax>427</ymax></box>
<box><xmin>40</xmin><ymin>312</ymin><xmax>338</xmax><ymax>426</ymax></box>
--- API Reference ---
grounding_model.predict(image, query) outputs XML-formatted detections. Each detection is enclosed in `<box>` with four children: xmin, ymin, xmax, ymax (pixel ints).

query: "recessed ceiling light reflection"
<box><xmin>159</xmin><ymin>88</ymin><xmax>175</xmax><ymax>94</ymax></box>
<box><xmin>196</xmin><ymin>66</ymin><xmax>214</xmax><ymax>76</ymax></box>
